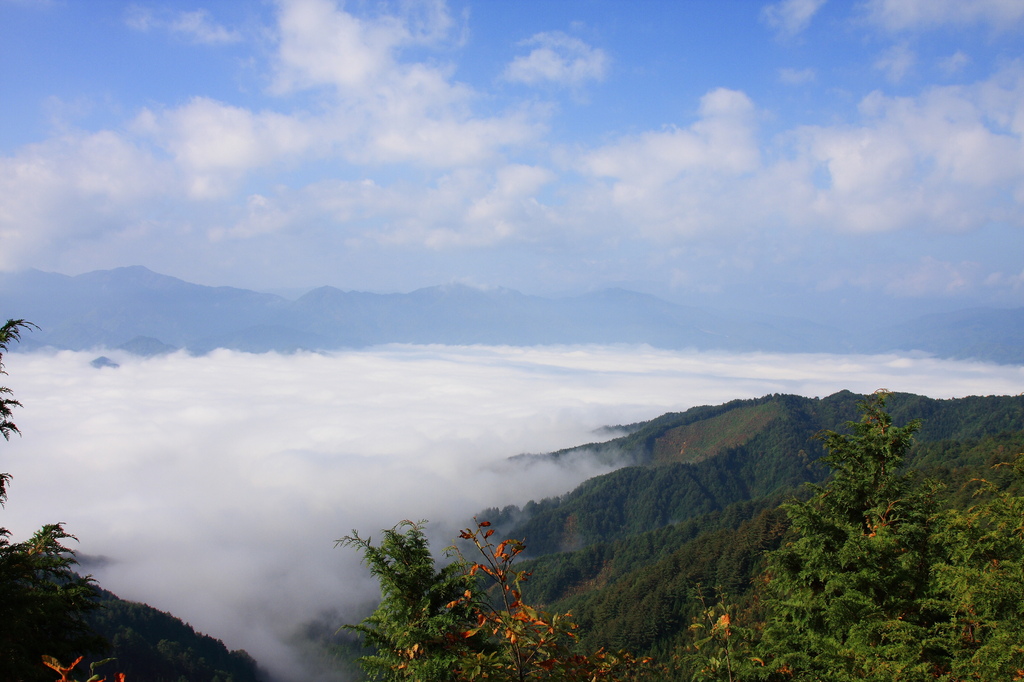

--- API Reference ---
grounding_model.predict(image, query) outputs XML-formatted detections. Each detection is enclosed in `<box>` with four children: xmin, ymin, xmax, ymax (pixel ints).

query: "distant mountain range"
<box><xmin>0</xmin><ymin>266</ymin><xmax>1021</xmax><ymax>363</ymax></box>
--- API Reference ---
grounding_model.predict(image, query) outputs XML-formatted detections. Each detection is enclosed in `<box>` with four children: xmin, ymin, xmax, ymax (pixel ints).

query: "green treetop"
<box><xmin>338</xmin><ymin>520</ymin><xmax>482</xmax><ymax>681</ymax></box>
<box><xmin>758</xmin><ymin>391</ymin><xmax>1024</xmax><ymax>680</ymax></box>
<box><xmin>0</xmin><ymin>319</ymin><xmax>106</xmax><ymax>681</ymax></box>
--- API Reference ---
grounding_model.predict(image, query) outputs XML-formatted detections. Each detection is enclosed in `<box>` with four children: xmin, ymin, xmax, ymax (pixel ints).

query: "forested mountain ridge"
<box><xmin>462</xmin><ymin>391</ymin><xmax>1024</xmax><ymax>673</ymax></box>
<box><xmin>83</xmin><ymin>587</ymin><xmax>265</xmax><ymax>682</ymax></box>
<box><xmin>511</xmin><ymin>428</ymin><xmax>1024</xmax><ymax>634</ymax></box>
<box><xmin>347</xmin><ymin>391</ymin><xmax>1024</xmax><ymax>680</ymax></box>
<box><xmin>486</xmin><ymin>391</ymin><xmax>1024</xmax><ymax>557</ymax></box>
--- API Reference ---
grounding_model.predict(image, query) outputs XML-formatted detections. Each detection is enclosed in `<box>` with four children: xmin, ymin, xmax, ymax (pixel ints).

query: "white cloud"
<box><xmin>940</xmin><ymin>50</ymin><xmax>971</xmax><ymax>76</ymax></box>
<box><xmin>168</xmin><ymin>9</ymin><xmax>241</xmax><ymax>45</ymax></box>
<box><xmin>461</xmin><ymin>164</ymin><xmax>556</xmax><ymax>243</ymax></box>
<box><xmin>504</xmin><ymin>31</ymin><xmax>609</xmax><ymax>87</ymax></box>
<box><xmin>574</xmin><ymin>88</ymin><xmax>760</xmax><ymax>236</ymax></box>
<box><xmin>863</xmin><ymin>0</ymin><xmax>1024</xmax><ymax>31</ymax></box>
<box><xmin>211</xmin><ymin>193</ymin><xmax>295</xmax><ymax>240</ymax></box>
<box><xmin>136</xmin><ymin>98</ymin><xmax>316</xmax><ymax>199</ymax></box>
<box><xmin>554</xmin><ymin>66</ymin><xmax>1024</xmax><ymax>253</ymax></box>
<box><xmin>4</xmin><ymin>346</ymin><xmax>1021</xmax><ymax>679</ymax></box>
<box><xmin>762</xmin><ymin>0</ymin><xmax>828</xmax><ymax>38</ymax></box>
<box><xmin>267</xmin><ymin>0</ymin><xmax>542</xmax><ymax>167</ymax></box>
<box><xmin>211</xmin><ymin>162</ymin><xmax>555</xmax><ymax>249</ymax></box>
<box><xmin>817</xmin><ymin>254</ymin><xmax>1024</xmax><ymax>303</ymax></box>
<box><xmin>3</xmin><ymin>0</ymin><xmax>1023</xmax><ymax>303</ymax></box>
<box><xmin>271</xmin><ymin>0</ymin><xmax>455</xmax><ymax>93</ymax></box>
<box><xmin>323</xmin><ymin>164</ymin><xmax>555</xmax><ymax>247</ymax></box>
<box><xmin>848</xmin><ymin>256</ymin><xmax>979</xmax><ymax>297</ymax></box>
<box><xmin>774</xmin><ymin>71</ymin><xmax>1024</xmax><ymax>234</ymax></box>
<box><xmin>270</xmin><ymin>0</ymin><xmax>408</xmax><ymax>93</ymax></box>
<box><xmin>581</xmin><ymin>88</ymin><xmax>760</xmax><ymax>182</ymax></box>
<box><xmin>874</xmin><ymin>43</ymin><xmax>916</xmax><ymax>83</ymax></box>
<box><xmin>0</xmin><ymin>131</ymin><xmax>172</xmax><ymax>270</ymax></box>
<box><xmin>105</xmin><ymin>0</ymin><xmax>547</xmax><ymax>213</ymax></box>
<box><xmin>358</xmin><ymin>105</ymin><xmax>541</xmax><ymax>167</ymax></box>
<box><xmin>984</xmin><ymin>267</ymin><xmax>1024</xmax><ymax>293</ymax></box>
<box><xmin>779</xmin><ymin>67</ymin><xmax>817</xmax><ymax>85</ymax></box>
<box><xmin>124</xmin><ymin>5</ymin><xmax>241</xmax><ymax>45</ymax></box>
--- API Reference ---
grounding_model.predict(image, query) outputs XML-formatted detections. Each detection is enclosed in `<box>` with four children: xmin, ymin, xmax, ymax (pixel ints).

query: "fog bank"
<box><xmin>3</xmin><ymin>345</ymin><xmax>1022</xmax><ymax>679</ymax></box>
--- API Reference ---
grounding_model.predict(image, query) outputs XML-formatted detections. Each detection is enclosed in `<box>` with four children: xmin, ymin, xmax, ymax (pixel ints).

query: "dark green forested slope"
<box><xmin>549</xmin><ymin>505</ymin><xmax>789</xmax><ymax>658</ymax></box>
<box><xmin>342</xmin><ymin>391</ymin><xmax>1024</xmax><ymax>681</ymax></box>
<box><xmin>486</xmin><ymin>392</ymin><xmax>1024</xmax><ymax>559</ymax></box>
<box><xmin>514</xmin><ymin>494</ymin><xmax>789</xmax><ymax>607</ymax></box>
<box><xmin>83</xmin><ymin>588</ymin><xmax>264</xmax><ymax>682</ymax></box>
<box><xmin>473</xmin><ymin>392</ymin><xmax>1024</xmax><ymax>670</ymax></box>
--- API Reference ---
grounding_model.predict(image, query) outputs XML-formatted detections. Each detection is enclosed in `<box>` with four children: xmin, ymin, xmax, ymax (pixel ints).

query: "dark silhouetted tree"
<box><xmin>0</xmin><ymin>319</ymin><xmax>106</xmax><ymax>681</ymax></box>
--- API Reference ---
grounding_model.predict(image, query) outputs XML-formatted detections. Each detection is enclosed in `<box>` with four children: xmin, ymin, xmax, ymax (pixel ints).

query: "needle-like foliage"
<box><xmin>338</xmin><ymin>520</ymin><xmax>483</xmax><ymax>681</ymax></box>
<box><xmin>758</xmin><ymin>391</ymin><xmax>1024</xmax><ymax>680</ymax></box>
<box><xmin>0</xmin><ymin>319</ymin><xmax>36</xmax><ymax>504</ymax></box>
<box><xmin>343</xmin><ymin>518</ymin><xmax>664</xmax><ymax>681</ymax></box>
<box><xmin>0</xmin><ymin>318</ymin><xmax>105</xmax><ymax>680</ymax></box>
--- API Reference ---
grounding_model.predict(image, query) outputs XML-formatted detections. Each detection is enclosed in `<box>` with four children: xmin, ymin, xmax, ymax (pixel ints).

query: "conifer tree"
<box><xmin>758</xmin><ymin>391</ymin><xmax>940</xmax><ymax>680</ymax></box>
<box><xmin>757</xmin><ymin>391</ymin><xmax>1024</xmax><ymax>680</ymax></box>
<box><xmin>339</xmin><ymin>520</ymin><xmax>482</xmax><ymax>681</ymax></box>
<box><xmin>925</xmin><ymin>458</ymin><xmax>1024</xmax><ymax>678</ymax></box>
<box><xmin>0</xmin><ymin>319</ymin><xmax>105</xmax><ymax>681</ymax></box>
<box><xmin>342</xmin><ymin>519</ymin><xmax>663</xmax><ymax>681</ymax></box>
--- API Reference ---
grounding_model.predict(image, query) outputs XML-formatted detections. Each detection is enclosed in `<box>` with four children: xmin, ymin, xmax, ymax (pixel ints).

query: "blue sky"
<box><xmin>2</xmin><ymin>0</ymin><xmax>1023</xmax><ymax>319</ymax></box>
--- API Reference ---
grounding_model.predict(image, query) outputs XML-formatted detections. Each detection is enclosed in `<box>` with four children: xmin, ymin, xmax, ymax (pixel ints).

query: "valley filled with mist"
<box><xmin>4</xmin><ymin>339</ymin><xmax>1023</xmax><ymax>680</ymax></box>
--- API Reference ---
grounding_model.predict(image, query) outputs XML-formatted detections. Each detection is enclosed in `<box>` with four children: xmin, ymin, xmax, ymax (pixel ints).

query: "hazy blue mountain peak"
<box><xmin>0</xmin><ymin>266</ymin><xmax>1020</xmax><ymax>362</ymax></box>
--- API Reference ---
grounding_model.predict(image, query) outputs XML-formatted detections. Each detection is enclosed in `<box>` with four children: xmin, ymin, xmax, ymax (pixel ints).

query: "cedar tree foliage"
<box><xmin>0</xmin><ymin>319</ymin><xmax>106</xmax><ymax>681</ymax></box>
